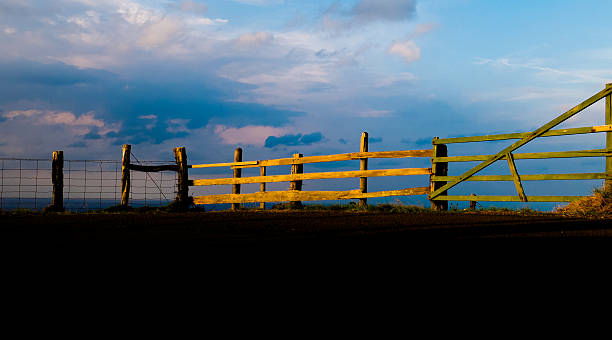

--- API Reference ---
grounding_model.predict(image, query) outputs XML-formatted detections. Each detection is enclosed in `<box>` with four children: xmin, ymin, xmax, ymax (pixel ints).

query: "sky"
<box><xmin>1</xmin><ymin>0</ymin><xmax>612</xmax><ymax>207</ymax></box>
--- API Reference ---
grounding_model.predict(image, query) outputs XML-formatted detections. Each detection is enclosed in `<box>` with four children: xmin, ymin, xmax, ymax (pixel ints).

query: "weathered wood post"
<box><xmin>51</xmin><ymin>150</ymin><xmax>64</xmax><ymax>211</ymax></box>
<box><xmin>231</xmin><ymin>147</ymin><xmax>242</xmax><ymax>210</ymax></box>
<box><xmin>469</xmin><ymin>193</ymin><xmax>477</xmax><ymax>210</ymax></box>
<box><xmin>120</xmin><ymin>144</ymin><xmax>131</xmax><ymax>207</ymax></box>
<box><xmin>430</xmin><ymin>138</ymin><xmax>448</xmax><ymax>211</ymax></box>
<box><xmin>174</xmin><ymin>146</ymin><xmax>189</xmax><ymax>207</ymax></box>
<box><xmin>260</xmin><ymin>166</ymin><xmax>266</xmax><ymax>209</ymax></box>
<box><xmin>289</xmin><ymin>153</ymin><xmax>303</xmax><ymax>209</ymax></box>
<box><xmin>606</xmin><ymin>83</ymin><xmax>612</xmax><ymax>188</ymax></box>
<box><xmin>359</xmin><ymin>132</ymin><xmax>368</xmax><ymax>207</ymax></box>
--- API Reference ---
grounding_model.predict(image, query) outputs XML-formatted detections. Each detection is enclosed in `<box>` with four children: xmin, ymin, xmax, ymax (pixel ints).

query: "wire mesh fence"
<box><xmin>0</xmin><ymin>157</ymin><xmax>177</xmax><ymax>212</ymax></box>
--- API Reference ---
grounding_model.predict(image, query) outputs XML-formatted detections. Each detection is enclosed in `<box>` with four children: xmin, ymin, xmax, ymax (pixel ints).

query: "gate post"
<box><xmin>430</xmin><ymin>138</ymin><xmax>448</xmax><ymax>211</ymax></box>
<box><xmin>606</xmin><ymin>83</ymin><xmax>612</xmax><ymax>188</ymax></box>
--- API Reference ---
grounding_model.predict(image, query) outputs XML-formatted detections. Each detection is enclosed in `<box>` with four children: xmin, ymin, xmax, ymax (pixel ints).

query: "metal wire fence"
<box><xmin>0</xmin><ymin>157</ymin><xmax>177</xmax><ymax>212</ymax></box>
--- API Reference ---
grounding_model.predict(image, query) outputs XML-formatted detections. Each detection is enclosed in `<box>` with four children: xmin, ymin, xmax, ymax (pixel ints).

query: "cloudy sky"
<box><xmin>1</xmin><ymin>0</ymin><xmax>611</xmax><ymax>205</ymax></box>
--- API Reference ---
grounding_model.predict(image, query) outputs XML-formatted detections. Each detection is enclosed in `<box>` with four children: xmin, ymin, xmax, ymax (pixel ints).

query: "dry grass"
<box><xmin>556</xmin><ymin>184</ymin><xmax>612</xmax><ymax>218</ymax></box>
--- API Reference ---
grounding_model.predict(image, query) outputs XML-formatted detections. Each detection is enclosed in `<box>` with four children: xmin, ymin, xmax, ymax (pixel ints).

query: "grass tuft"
<box><xmin>556</xmin><ymin>184</ymin><xmax>612</xmax><ymax>218</ymax></box>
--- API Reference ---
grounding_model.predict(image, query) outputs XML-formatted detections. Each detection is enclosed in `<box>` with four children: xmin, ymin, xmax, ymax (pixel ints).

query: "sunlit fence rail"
<box><xmin>0</xmin><ymin>156</ymin><xmax>177</xmax><ymax>212</ymax></box>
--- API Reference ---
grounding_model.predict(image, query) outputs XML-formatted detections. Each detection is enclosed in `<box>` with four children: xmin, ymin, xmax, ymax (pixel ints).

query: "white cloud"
<box><xmin>138</xmin><ymin>17</ymin><xmax>183</xmax><ymax>48</ymax></box>
<box><xmin>214</xmin><ymin>125</ymin><xmax>290</xmax><ymax>146</ymax></box>
<box><xmin>67</xmin><ymin>10</ymin><xmax>100</xmax><ymax>28</ymax></box>
<box><xmin>117</xmin><ymin>0</ymin><xmax>158</xmax><ymax>25</ymax></box>
<box><xmin>166</xmin><ymin>118</ymin><xmax>190</xmax><ymax>133</ymax></box>
<box><xmin>178</xmin><ymin>0</ymin><xmax>208</xmax><ymax>14</ymax></box>
<box><xmin>236</xmin><ymin>32</ymin><xmax>273</xmax><ymax>47</ymax></box>
<box><xmin>475</xmin><ymin>57</ymin><xmax>612</xmax><ymax>84</ymax></box>
<box><xmin>412</xmin><ymin>22</ymin><xmax>436</xmax><ymax>37</ymax></box>
<box><xmin>139</xmin><ymin>114</ymin><xmax>157</xmax><ymax>119</ymax></box>
<box><xmin>3</xmin><ymin>27</ymin><xmax>17</xmax><ymax>35</ymax></box>
<box><xmin>375</xmin><ymin>72</ymin><xmax>417</xmax><ymax>87</ymax></box>
<box><xmin>4</xmin><ymin>109</ymin><xmax>43</xmax><ymax>119</ymax></box>
<box><xmin>139</xmin><ymin>114</ymin><xmax>157</xmax><ymax>130</ymax></box>
<box><xmin>5</xmin><ymin>109</ymin><xmax>105</xmax><ymax>127</ymax></box>
<box><xmin>388</xmin><ymin>40</ymin><xmax>420</xmax><ymax>63</ymax></box>
<box><xmin>231</xmin><ymin>0</ymin><xmax>285</xmax><ymax>5</ymax></box>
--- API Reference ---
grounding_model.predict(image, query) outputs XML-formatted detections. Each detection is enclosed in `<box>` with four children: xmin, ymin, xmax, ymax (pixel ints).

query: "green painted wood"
<box><xmin>434</xmin><ymin>149</ymin><xmax>610</xmax><ymax>163</ymax></box>
<box><xmin>431</xmin><ymin>173</ymin><xmax>609</xmax><ymax>181</ymax></box>
<box><xmin>435</xmin><ymin>125</ymin><xmax>612</xmax><ymax>144</ymax></box>
<box><xmin>506</xmin><ymin>152</ymin><xmax>527</xmax><ymax>202</ymax></box>
<box><xmin>436</xmin><ymin>195</ymin><xmax>584</xmax><ymax>202</ymax></box>
<box><xmin>429</xmin><ymin>86</ymin><xmax>612</xmax><ymax>200</ymax></box>
<box><xmin>606</xmin><ymin>85</ymin><xmax>612</xmax><ymax>187</ymax></box>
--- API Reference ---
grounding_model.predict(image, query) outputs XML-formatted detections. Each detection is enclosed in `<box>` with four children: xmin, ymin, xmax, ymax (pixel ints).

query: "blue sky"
<box><xmin>1</xmin><ymin>0</ymin><xmax>611</xmax><ymax>207</ymax></box>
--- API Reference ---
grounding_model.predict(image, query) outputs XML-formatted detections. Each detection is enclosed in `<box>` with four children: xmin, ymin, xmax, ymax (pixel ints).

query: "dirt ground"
<box><xmin>1</xmin><ymin>210</ymin><xmax>610</xmax><ymax>246</ymax></box>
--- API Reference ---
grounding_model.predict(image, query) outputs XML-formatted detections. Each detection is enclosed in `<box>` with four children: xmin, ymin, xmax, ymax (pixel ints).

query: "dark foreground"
<box><xmin>1</xmin><ymin>210</ymin><xmax>610</xmax><ymax>246</ymax></box>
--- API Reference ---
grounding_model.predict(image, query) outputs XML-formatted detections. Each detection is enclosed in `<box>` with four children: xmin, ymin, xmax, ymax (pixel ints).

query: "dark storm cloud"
<box><xmin>0</xmin><ymin>60</ymin><xmax>301</xmax><ymax>144</ymax></box>
<box><xmin>264</xmin><ymin>132</ymin><xmax>324</xmax><ymax>148</ymax></box>
<box><xmin>0</xmin><ymin>59</ymin><xmax>105</xmax><ymax>86</ymax></box>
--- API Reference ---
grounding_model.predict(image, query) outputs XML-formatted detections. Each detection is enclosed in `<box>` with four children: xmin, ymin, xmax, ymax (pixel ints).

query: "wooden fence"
<box><xmin>188</xmin><ymin>133</ymin><xmax>432</xmax><ymax>209</ymax></box>
<box><xmin>28</xmin><ymin>83</ymin><xmax>612</xmax><ymax>211</ymax></box>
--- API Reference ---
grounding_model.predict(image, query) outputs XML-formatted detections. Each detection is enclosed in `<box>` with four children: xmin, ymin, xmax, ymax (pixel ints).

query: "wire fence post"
<box><xmin>174</xmin><ymin>146</ymin><xmax>189</xmax><ymax>208</ymax></box>
<box><xmin>50</xmin><ymin>150</ymin><xmax>64</xmax><ymax>211</ymax></box>
<box><xmin>121</xmin><ymin>144</ymin><xmax>131</xmax><ymax>207</ymax></box>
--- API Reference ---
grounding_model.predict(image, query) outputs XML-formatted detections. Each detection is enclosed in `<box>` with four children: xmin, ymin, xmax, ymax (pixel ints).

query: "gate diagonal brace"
<box><xmin>506</xmin><ymin>152</ymin><xmax>527</xmax><ymax>202</ymax></box>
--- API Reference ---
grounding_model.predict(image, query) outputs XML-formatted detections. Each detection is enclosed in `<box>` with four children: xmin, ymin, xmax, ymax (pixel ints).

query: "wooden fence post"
<box><xmin>121</xmin><ymin>144</ymin><xmax>131</xmax><ymax>207</ymax></box>
<box><xmin>430</xmin><ymin>138</ymin><xmax>448</xmax><ymax>211</ymax></box>
<box><xmin>469</xmin><ymin>193</ymin><xmax>477</xmax><ymax>210</ymax></box>
<box><xmin>232</xmin><ymin>147</ymin><xmax>242</xmax><ymax>210</ymax></box>
<box><xmin>359</xmin><ymin>132</ymin><xmax>368</xmax><ymax>207</ymax></box>
<box><xmin>606</xmin><ymin>83</ymin><xmax>612</xmax><ymax>188</ymax></box>
<box><xmin>290</xmin><ymin>153</ymin><xmax>303</xmax><ymax>209</ymax></box>
<box><xmin>174</xmin><ymin>146</ymin><xmax>189</xmax><ymax>207</ymax></box>
<box><xmin>51</xmin><ymin>150</ymin><xmax>64</xmax><ymax>211</ymax></box>
<box><xmin>260</xmin><ymin>166</ymin><xmax>266</xmax><ymax>209</ymax></box>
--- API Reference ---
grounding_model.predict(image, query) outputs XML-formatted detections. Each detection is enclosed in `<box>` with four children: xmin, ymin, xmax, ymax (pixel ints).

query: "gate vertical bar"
<box><xmin>121</xmin><ymin>144</ymin><xmax>131</xmax><ymax>207</ymax></box>
<box><xmin>51</xmin><ymin>150</ymin><xmax>64</xmax><ymax>211</ymax></box>
<box><xmin>430</xmin><ymin>138</ymin><xmax>448</xmax><ymax>211</ymax></box>
<box><xmin>359</xmin><ymin>132</ymin><xmax>368</xmax><ymax>207</ymax></box>
<box><xmin>606</xmin><ymin>83</ymin><xmax>612</xmax><ymax>188</ymax></box>
<box><xmin>231</xmin><ymin>147</ymin><xmax>242</xmax><ymax>210</ymax></box>
<box><xmin>290</xmin><ymin>153</ymin><xmax>303</xmax><ymax>209</ymax></box>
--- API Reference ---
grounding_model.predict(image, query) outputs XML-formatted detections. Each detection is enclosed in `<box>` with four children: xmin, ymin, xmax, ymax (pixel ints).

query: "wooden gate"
<box><xmin>429</xmin><ymin>84</ymin><xmax>612</xmax><ymax>207</ymax></box>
